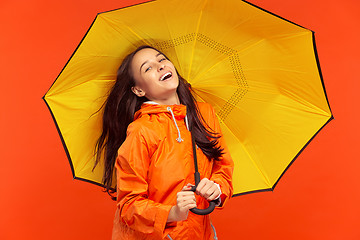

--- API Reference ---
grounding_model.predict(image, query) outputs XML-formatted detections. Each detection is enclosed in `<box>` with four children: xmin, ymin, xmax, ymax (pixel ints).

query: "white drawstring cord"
<box><xmin>167</xmin><ymin>107</ymin><xmax>183</xmax><ymax>143</ymax></box>
<box><xmin>210</xmin><ymin>222</ymin><xmax>218</xmax><ymax>240</ymax></box>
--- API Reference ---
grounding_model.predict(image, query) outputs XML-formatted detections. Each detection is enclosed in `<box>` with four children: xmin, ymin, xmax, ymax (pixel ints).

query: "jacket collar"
<box><xmin>134</xmin><ymin>102</ymin><xmax>187</xmax><ymax>121</ymax></box>
<box><xmin>134</xmin><ymin>102</ymin><xmax>189</xmax><ymax>143</ymax></box>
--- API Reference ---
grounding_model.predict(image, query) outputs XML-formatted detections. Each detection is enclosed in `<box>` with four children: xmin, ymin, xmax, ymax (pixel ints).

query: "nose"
<box><xmin>157</xmin><ymin>63</ymin><xmax>165</xmax><ymax>71</ymax></box>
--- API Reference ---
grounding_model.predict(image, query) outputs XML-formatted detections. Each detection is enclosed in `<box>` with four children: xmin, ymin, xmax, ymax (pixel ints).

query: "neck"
<box><xmin>151</xmin><ymin>93</ymin><xmax>180</xmax><ymax>105</ymax></box>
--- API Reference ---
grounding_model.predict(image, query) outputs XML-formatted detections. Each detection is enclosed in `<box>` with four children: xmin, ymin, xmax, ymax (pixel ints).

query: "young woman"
<box><xmin>95</xmin><ymin>45</ymin><xmax>234</xmax><ymax>240</ymax></box>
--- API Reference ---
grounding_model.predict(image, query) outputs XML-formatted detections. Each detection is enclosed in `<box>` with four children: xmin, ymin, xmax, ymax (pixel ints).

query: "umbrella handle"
<box><xmin>189</xmin><ymin>133</ymin><xmax>216</xmax><ymax>215</ymax></box>
<box><xmin>189</xmin><ymin>185</ymin><xmax>216</xmax><ymax>215</ymax></box>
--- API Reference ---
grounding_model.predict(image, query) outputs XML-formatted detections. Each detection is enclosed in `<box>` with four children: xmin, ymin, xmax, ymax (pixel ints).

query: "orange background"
<box><xmin>1</xmin><ymin>0</ymin><xmax>359</xmax><ymax>239</ymax></box>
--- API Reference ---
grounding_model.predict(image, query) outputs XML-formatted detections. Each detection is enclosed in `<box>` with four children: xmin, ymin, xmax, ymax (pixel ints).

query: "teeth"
<box><xmin>160</xmin><ymin>72</ymin><xmax>172</xmax><ymax>81</ymax></box>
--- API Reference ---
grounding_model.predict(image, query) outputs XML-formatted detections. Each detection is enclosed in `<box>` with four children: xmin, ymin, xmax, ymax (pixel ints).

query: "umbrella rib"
<box><xmin>279</xmin><ymin>88</ymin><xmax>331</xmax><ymax>117</ymax></box>
<box><xmin>194</xmin><ymin>88</ymin><xmax>243</xmax><ymax>104</ymax></box>
<box><xmin>196</xmin><ymin>82</ymin><xmax>330</xmax><ymax>118</ymax></box>
<box><xmin>123</xmin><ymin>24</ymin><xmax>153</xmax><ymax>46</ymax></box>
<box><xmin>45</xmin><ymin>79</ymin><xmax>115</xmax><ymax>98</ymax></box>
<box><xmin>159</xmin><ymin>5</ymin><xmax>183</xmax><ymax>75</ymax></box>
<box><xmin>246</xmin><ymin>83</ymin><xmax>331</xmax><ymax>117</ymax></box>
<box><xmin>191</xmin><ymin>55</ymin><xmax>236</xmax><ymax>83</ymax></box>
<box><xmin>100</xmin><ymin>14</ymin><xmax>153</xmax><ymax>47</ymax></box>
<box><xmin>250</xmin><ymin>95</ymin><xmax>331</xmax><ymax>118</ymax></box>
<box><xmin>187</xmin><ymin>0</ymin><xmax>208</xmax><ymax>80</ymax></box>
<box><xmin>235</xmin><ymin>31</ymin><xmax>309</xmax><ymax>55</ymax></box>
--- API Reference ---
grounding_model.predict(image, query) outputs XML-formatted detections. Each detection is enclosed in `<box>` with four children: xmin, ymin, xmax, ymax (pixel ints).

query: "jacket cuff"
<box><xmin>210</xmin><ymin>177</ymin><xmax>231</xmax><ymax>208</ymax></box>
<box><xmin>154</xmin><ymin>204</ymin><xmax>176</xmax><ymax>238</ymax></box>
<box><xmin>213</xmin><ymin>182</ymin><xmax>222</xmax><ymax>206</ymax></box>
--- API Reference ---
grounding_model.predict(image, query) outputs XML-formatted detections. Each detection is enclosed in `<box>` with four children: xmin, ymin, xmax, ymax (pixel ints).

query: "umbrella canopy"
<box><xmin>43</xmin><ymin>0</ymin><xmax>333</xmax><ymax>195</ymax></box>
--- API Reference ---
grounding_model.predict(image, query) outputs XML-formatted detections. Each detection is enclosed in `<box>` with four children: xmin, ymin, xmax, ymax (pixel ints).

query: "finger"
<box><xmin>187</xmin><ymin>203</ymin><xmax>197</xmax><ymax>210</ymax></box>
<box><xmin>178</xmin><ymin>198</ymin><xmax>196</xmax><ymax>206</ymax></box>
<box><xmin>182</xmin><ymin>185</ymin><xmax>193</xmax><ymax>191</ymax></box>
<box><xmin>198</xmin><ymin>181</ymin><xmax>214</xmax><ymax>198</ymax></box>
<box><xmin>176</xmin><ymin>192</ymin><xmax>196</xmax><ymax>202</ymax></box>
<box><xmin>178</xmin><ymin>204</ymin><xmax>196</xmax><ymax>213</ymax></box>
<box><xmin>187</xmin><ymin>183</ymin><xmax>196</xmax><ymax>191</ymax></box>
<box><xmin>201</xmin><ymin>185</ymin><xmax>214</xmax><ymax>198</ymax></box>
<box><xmin>177</xmin><ymin>197</ymin><xmax>196</xmax><ymax>204</ymax></box>
<box><xmin>179</xmin><ymin>198</ymin><xmax>197</xmax><ymax>207</ymax></box>
<box><xmin>205</xmin><ymin>187</ymin><xmax>220</xmax><ymax>201</ymax></box>
<box><xmin>196</xmin><ymin>178</ymin><xmax>209</xmax><ymax>194</ymax></box>
<box><xmin>177</xmin><ymin>194</ymin><xmax>196</xmax><ymax>203</ymax></box>
<box><xmin>178</xmin><ymin>199</ymin><xmax>197</xmax><ymax>210</ymax></box>
<box><xmin>177</xmin><ymin>191</ymin><xmax>195</xmax><ymax>198</ymax></box>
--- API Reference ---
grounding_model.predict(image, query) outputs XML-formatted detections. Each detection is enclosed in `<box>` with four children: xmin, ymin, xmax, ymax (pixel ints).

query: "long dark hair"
<box><xmin>94</xmin><ymin>45</ymin><xmax>224</xmax><ymax>200</ymax></box>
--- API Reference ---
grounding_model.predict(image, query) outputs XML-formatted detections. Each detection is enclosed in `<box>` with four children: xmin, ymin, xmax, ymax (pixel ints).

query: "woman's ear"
<box><xmin>131</xmin><ymin>86</ymin><xmax>145</xmax><ymax>97</ymax></box>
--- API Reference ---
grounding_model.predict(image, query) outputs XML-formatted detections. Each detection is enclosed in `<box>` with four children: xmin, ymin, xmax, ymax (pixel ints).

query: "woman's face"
<box><xmin>130</xmin><ymin>48</ymin><xmax>180</xmax><ymax>105</ymax></box>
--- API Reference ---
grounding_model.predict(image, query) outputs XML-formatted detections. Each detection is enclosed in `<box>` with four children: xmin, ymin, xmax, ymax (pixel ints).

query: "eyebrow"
<box><xmin>139</xmin><ymin>52</ymin><xmax>163</xmax><ymax>72</ymax></box>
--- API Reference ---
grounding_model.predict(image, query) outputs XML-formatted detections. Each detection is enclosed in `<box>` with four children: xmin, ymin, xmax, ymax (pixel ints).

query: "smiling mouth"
<box><xmin>160</xmin><ymin>72</ymin><xmax>172</xmax><ymax>81</ymax></box>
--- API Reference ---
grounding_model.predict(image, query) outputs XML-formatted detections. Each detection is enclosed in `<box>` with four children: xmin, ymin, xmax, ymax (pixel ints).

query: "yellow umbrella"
<box><xmin>43</xmin><ymin>0</ymin><xmax>333</xmax><ymax>195</ymax></box>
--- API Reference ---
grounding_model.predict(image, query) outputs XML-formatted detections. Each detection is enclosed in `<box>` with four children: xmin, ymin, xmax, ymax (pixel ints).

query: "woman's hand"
<box><xmin>167</xmin><ymin>184</ymin><xmax>196</xmax><ymax>222</ymax></box>
<box><xmin>195</xmin><ymin>178</ymin><xmax>220</xmax><ymax>201</ymax></box>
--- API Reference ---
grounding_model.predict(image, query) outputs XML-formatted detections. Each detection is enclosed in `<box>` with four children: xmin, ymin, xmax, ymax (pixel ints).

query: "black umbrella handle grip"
<box><xmin>189</xmin><ymin>185</ymin><xmax>216</xmax><ymax>215</ymax></box>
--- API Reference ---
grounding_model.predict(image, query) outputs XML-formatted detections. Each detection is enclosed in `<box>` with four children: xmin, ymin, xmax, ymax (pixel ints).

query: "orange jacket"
<box><xmin>112</xmin><ymin>102</ymin><xmax>234</xmax><ymax>240</ymax></box>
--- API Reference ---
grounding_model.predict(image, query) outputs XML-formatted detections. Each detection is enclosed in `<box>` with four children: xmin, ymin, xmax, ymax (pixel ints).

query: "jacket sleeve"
<box><xmin>115</xmin><ymin>124</ymin><xmax>174</xmax><ymax>238</ymax></box>
<box><xmin>205</xmin><ymin>103</ymin><xmax>234</xmax><ymax>208</ymax></box>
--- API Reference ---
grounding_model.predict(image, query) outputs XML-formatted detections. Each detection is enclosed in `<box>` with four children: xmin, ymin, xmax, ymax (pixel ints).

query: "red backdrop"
<box><xmin>1</xmin><ymin>0</ymin><xmax>359</xmax><ymax>239</ymax></box>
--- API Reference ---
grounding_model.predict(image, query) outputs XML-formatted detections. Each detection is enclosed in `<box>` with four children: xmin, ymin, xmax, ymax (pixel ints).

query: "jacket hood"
<box><xmin>134</xmin><ymin>102</ymin><xmax>189</xmax><ymax>143</ymax></box>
